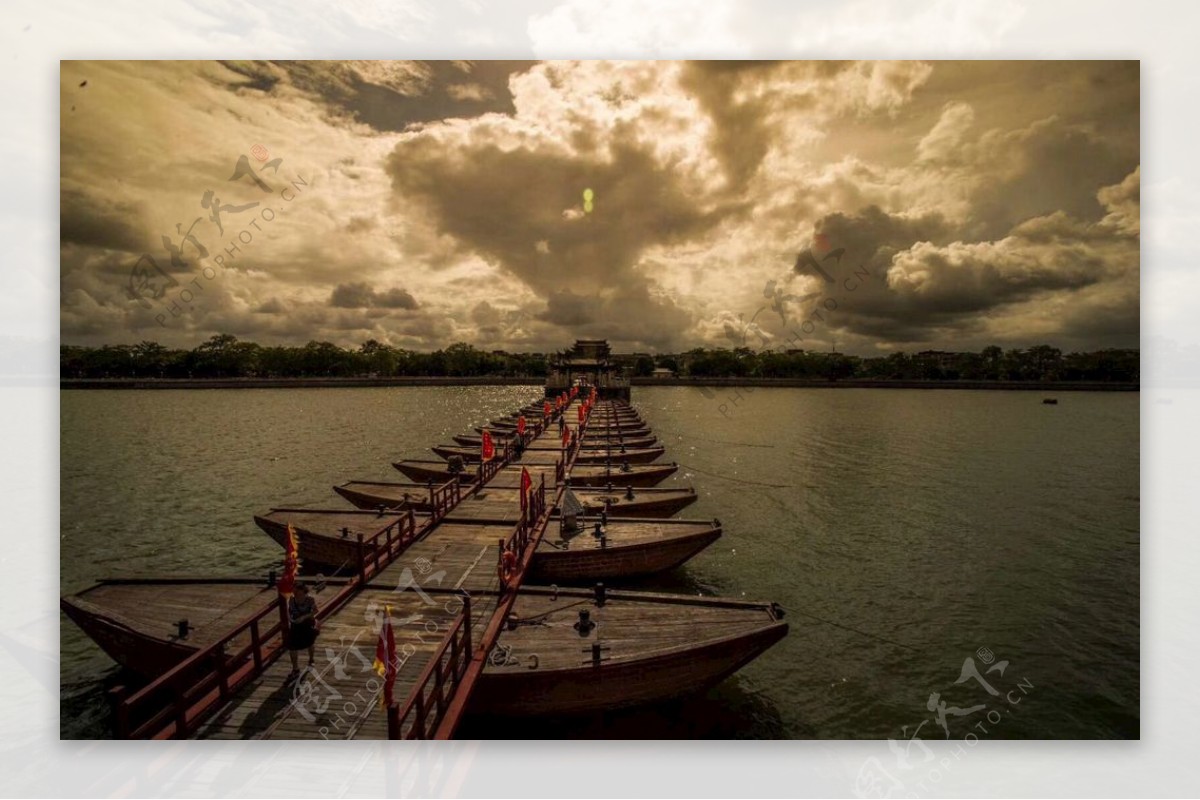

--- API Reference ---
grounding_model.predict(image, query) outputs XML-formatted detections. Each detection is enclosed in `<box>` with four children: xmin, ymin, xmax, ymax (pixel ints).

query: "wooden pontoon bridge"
<box><xmin>62</xmin><ymin>340</ymin><xmax>786</xmax><ymax>739</ymax></box>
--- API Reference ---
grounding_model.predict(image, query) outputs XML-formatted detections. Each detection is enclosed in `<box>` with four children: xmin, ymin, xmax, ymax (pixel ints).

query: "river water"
<box><xmin>60</xmin><ymin>386</ymin><xmax>1139</xmax><ymax>739</ymax></box>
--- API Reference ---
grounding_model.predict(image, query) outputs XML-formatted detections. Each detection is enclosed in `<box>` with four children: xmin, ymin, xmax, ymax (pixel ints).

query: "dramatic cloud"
<box><xmin>330</xmin><ymin>282</ymin><xmax>418</xmax><ymax>310</ymax></box>
<box><xmin>60</xmin><ymin>59</ymin><xmax>1138</xmax><ymax>354</ymax></box>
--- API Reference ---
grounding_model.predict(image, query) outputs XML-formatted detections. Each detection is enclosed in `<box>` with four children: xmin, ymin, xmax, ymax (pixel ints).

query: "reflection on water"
<box><xmin>61</xmin><ymin>386</ymin><xmax>1139</xmax><ymax>739</ymax></box>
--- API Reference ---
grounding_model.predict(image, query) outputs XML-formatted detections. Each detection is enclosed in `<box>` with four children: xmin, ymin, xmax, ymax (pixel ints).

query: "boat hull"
<box><xmin>469</xmin><ymin>589</ymin><xmax>787</xmax><ymax>718</ymax></box>
<box><xmin>453</xmin><ymin>433</ymin><xmax>658</xmax><ymax>449</ymax></box>
<box><xmin>433</xmin><ymin>444</ymin><xmax>666</xmax><ymax>465</ymax></box>
<box><xmin>255</xmin><ymin>514</ymin><xmax>372</xmax><ymax>573</ymax></box>
<box><xmin>393</xmin><ymin>461</ymin><xmax>477</xmax><ymax>484</ymax></box>
<box><xmin>531</xmin><ymin>521</ymin><xmax>720</xmax><ymax>583</ymax></box>
<box><xmin>61</xmin><ymin>596</ymin><xmax>200</xmax><ymax>678</ymax></box>
<box><xmin>565</xmin><ymin>463</ymin><xmax>679</xmax><ymax>487</ymax></box>
<box><xmin>333</xmin><ymin>482</ymin><xmax>432</xmax><ymax>512</ymax></box>
<box><xmin>568</xmin><ymin>490</ymin><xmax>697</xmax><ymax>518</ymax></box>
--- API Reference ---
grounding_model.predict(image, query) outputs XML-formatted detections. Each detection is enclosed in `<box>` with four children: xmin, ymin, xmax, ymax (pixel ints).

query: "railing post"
<box><xmin>387</xmin><ymin>702</ymin><xmax>401</xmax><ymax>739</ymax></box>
<box><xmin>434</xmin><ymin>660</ymin><xmax>446</xmax><ymax>717</ymax></box>
<box><xmin>415</xmin><ymin>689</ymin><xmax>427</xmax><ymax>739</ymax></box>
<box><xmin>172</xmin><ymin>683</ymin><xmax>188</xmax><ymax>739</ymax></box>
<box><xmin>462</xmin><ymin>591</ymin><xmax>473</xmax><ymax>657</ymax></box>
<box><xmin>356</xmin><ymin>534</ymin><xmax>366</xmax><ymax>583</ymax></box>
<box><xmin>250</xmin><ymin>619</ymin><xmax>263</xmax><ymax>672</ymax></box>
<box><xmin>215</xmin><ymin>644</ymin><xmax>230</xmax><ymax>699</ymax></box>
<box><xmin>108</xmin><ymin>685</ymin><xmax>130</xmax><ymax>739</ymax></box>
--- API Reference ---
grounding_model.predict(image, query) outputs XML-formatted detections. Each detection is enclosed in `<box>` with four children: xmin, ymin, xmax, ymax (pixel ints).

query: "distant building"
<box><xmin>546</xmin><ymin>339</ymin><xmax>630</xmax><ymax>399</ymax></box>
<box><xmin>651</xmin><ymin>367</ymin><xmax>675</xmax><ymax>378</ymax></box>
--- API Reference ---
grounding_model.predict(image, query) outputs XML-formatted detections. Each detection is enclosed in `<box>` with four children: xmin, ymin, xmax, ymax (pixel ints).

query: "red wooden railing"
<box><xmin>496</xmin><ymin>474</ymin><xmax>548</xmax><ymax>589</ymax></box>
<box><xmin>427</xmin><ymin>479</ymin><xmax>461</xmax><ymax>522</ymax></box>
<box><xmin>356</xmin><ymin>507</ymin><xmax>419</xmax><ymax>584</ymax></box>
<box><xmin>386</xmin><ymin>593</ymin><xmax>472</xmax><ymax>739</ymax></box>
<box><xmin>111</xmin><ymin>396</ymin><xmax>565</xmax><ymax>740</ymax></box>
<box><xmin>113</xmin><ymin>576</ymin><xmax>357</xmax><ymax>740</ymax></box>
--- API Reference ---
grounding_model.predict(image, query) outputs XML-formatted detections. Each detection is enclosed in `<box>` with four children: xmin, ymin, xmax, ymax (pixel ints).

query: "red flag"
<box><xmin>373</xmin><ymin>606</ymin><xmax>397</xmax><ymax>708</ymax></box>
<box><xmin>278</xmin><ymin>523</ymin><xmax>299</xmax><ymax>598</ymax></box>
<box><xmin>519</xmin><ymin>467</ymin><xmax>532</xmax><ymax>512</ymax></box>
<box><xmin>543</xmin><ymin>401</ymin><xmax>551</xmax><ymax>418</ymax></box>
<box><xmin>517</xmin><ymin>415</ymin><xmax>526</xmax><ymax>436</ymax></box>
<box><xmin>481</xmin><ymin>429</ymin><xmax>495</xmax><ymax>463</ymax></box>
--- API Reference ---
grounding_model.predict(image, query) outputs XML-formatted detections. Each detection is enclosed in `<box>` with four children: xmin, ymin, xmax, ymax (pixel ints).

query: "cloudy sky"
<box><xmin>59</xmin><ymin>59</ymin><xmax>1139</xmax><ymax>354</ymax></box>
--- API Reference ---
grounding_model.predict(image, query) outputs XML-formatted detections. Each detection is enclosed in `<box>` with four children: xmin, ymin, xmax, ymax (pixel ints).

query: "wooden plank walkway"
<box><xmin>188</xmin><ymin>396</ymin><xmax>608</xmax><ymax>739</ymax></box>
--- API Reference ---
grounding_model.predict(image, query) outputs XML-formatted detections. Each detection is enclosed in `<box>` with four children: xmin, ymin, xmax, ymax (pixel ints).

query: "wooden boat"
<box><xmin>393</xmin><ymin>459</ymin><xmax>678</xmax><ymax>487</ymax></box>
<box><xmin>393</xmin><ymin>459</ymin><xmax>480</xmax><ymax>484</ymax></box>
<box><xmin>532</xmin><ymin>518</ymin><xmax>721</xmax><ymax>583</ymax></box>
<box><xmin>253</xmin><ymin>507</ymin><xmax>421</xmax><ymax>573</ymax></box>
<box><xmin>442</xmin><ymin>486</ymin><xmax>695</xmax><ymax>523</ymax></box>
<box><xmin>565</xmin><ymin>462</ymin><xmax>679</xmax><ymax>487</ymax></box>
<box><xmin>60</xmin><ymin>576</ymin><xmax>345</xmax><ymax>679</ymax></box>
<box><xmin>468</xmin><ymin>586</ymin><xmax>787</xmax><ymax>717</ymax></box>
<box><xmin>432</xmin><ymin>444</ymin><xmax>667</xmax><ymax>465</ymax></box>
<box><xmin>452</xmin><ymin>433</ymin><xmax>658</xmax><ymax>449</ymax></box>
<box><xmin>569</xmin><ymin>446</ymin><xmax>665</xmax><ymax>465</ymax></box>
<box><xmin>333</xmin><ymin>480</ymin><xmax>440</xmax><ymax>512</ymax></box>
<box><xmin>480</xmin><ymin>422</ymin><xmax>651</xmax><ymax>435</ymax></box>
<box><xmin>561</xmin><ymin>486</ymin><xmax>697</xmax><ymax>517</ymax></box>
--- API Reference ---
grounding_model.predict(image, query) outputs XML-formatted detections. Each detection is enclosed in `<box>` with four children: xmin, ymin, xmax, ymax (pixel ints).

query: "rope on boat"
<box><xmin>507</xmin><ymin>599</ymin><xmax>591</xmax><ymax>625</ymax></box>
<box><xmin>488</xmin><ymin>643</ymin><xmax>519</xmax><ymax>667</ymax></box>
<box><xmin>675</xmin><ymin>460</ymin><xmax>796</xmax><ymax>489</ymax></box>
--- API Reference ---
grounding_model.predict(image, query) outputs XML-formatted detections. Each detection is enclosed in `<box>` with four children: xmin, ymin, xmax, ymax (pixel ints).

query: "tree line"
<box><xmin>60</xmin><ymin>335</ymin><xmax>1138</xmax><ymax>383</ymax></box>
<box><xmin>674</xmin><ymin>345</ymin><xmax>1139</xmax><ymax>383</ymax></box>
<box><xmin>60</xmin><ymin>336</ymin><xmax>550</xmax><ymax>379</ymax></box>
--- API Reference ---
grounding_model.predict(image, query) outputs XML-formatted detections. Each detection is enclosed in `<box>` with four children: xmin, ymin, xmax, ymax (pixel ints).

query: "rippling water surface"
<box><xmin>61</xmin><ymin>386</ymin><xmax>1139</xmax><ymax>739</ymax></box>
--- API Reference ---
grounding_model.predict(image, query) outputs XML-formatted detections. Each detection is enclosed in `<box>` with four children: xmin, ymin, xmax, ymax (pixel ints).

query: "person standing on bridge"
<box><xmin>286</xmin><ymin>583</ymin><xmax>319</xmax><ymax>680</ymax></box>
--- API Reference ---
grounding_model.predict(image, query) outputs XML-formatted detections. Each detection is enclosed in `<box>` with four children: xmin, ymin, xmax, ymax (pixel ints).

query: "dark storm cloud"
<box><xmin>965</xmin><ymin>117</ymin><xmax>1138</xmax><ymax>239</ymax></box>
<box><xmin>219</xmin><ymin>60</ymin><xmax>537</xmax><ymax>132</ymax></box>
<box><xmin>540</xmin><ymin>290</ymin><xmax>596</xmax><ymax>326</ymax></box>
<box><xmin>60</xmin><ymin>188</ymin><xmax>149</xmax><ymax>253</ymax></box>
<box><xmin>678</xmin><ymin>61</ymin><xmax>779</xmax><ymax>190</ymax></box>
<box><xmin>802</xmin><ymin>165</ymin><xmax>1139</xmax><ymax>347</ymax></box>
<box><xmin>59</xmin><ymin>60</ymin><xmax>1140</xmax><ymax>352</ymax></box>
<box><xmin>330</xmin><ymin>282</ymin><xmax>419</xmax><ymax>310</ymax></box>
<box><xmin>387</xmin><ymin>131</ymin><xmax>734</xmax><ymax>348</ymax></box>
<box><xmin>254</xmin><ymin>297</ymin><xmax>287</xmax><ymax>314</ymax></box>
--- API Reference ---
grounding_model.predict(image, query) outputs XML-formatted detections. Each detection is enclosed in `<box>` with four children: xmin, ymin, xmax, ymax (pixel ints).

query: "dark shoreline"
<box><xmin>59</xmin><ymin>376</ymin><xmax>1138</xmax><ymax>391</ymax></box>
